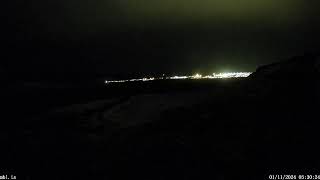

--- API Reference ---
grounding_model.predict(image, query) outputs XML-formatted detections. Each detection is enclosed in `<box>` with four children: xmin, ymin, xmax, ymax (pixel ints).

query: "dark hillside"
<box><xmin>5</xmin><ymin>54</ymin><xmax>320</xmax><ymax>179</ymax></box>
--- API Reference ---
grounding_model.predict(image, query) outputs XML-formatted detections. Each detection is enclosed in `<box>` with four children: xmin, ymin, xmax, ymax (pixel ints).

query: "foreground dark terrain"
<box><xmin>4</xmin><ymin>54</ymin><xmax>320</xmax><ymax>179</ymax></box>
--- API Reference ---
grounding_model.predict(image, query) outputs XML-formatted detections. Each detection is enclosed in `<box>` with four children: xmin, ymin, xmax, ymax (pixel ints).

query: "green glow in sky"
<box><xmin>19</xmin><ymin>0</ymin><xmax>318</xmax><ymax>73</ymax></box>
<box><xmin>58</xmin><ymin>0</ymin><xmax>314</xmax><ymax>29</ymax></box>
<box><xmin>118</xmin><ymin>0</ymin><xmax>304</xmax><ymax>23</ymax></box>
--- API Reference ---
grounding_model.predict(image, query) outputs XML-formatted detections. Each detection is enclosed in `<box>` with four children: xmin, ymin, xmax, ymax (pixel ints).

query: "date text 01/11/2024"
<box><xmin>0</xmin><ymin>175</ymin><xmax>16</xmax><ymax>180</ymax></box>
<box><xmin>269</xmin><ymin>175</ymin><xmax>320</xmax><ymax>180</ymax></box>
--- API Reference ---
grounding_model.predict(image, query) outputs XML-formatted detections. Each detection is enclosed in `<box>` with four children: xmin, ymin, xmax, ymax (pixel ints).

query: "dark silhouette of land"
<box><xmin>4</xmin><ymin>54</ymin><xmax>320</xmax><ymax>179</ymax></box>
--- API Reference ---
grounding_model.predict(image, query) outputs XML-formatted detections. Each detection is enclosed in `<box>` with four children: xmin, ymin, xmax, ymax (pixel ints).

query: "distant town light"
<box><xmin>192</xmin><ymin>73</ymin><xmax>202</xmax><ymax>79</ymax></box>
<box><xmin>170</xmin><ymin>76</ymin><xmax>189</xmax><ymax>80</ymax></box>
<box><xmin>212</xmin><ymin>72</ymin><xmax>251</xmax><ymax>78</ymax></box>
<box><xmin>105</xmin><ymin>72</ymin><xmax>252</xmax><ymax>84</ymax></box>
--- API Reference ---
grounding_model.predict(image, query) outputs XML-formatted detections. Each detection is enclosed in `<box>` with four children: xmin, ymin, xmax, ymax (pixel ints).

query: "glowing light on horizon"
<box><xmin>105</xmin><ymin>72</ymin><xmax>252</xmax><ymax>84</ymax></box>
<box><xmin>212</xmin><ymin>72</ymin><xmax>251</xmax><ymax>78</ymax></box>
<box><xmin>169</xmin><ymin>76</ymin><xmax>189</xmax><ymax>80</ymax></box>
<box><xmin>192</xmin><ymin>73</ymin><xmax>202</xmax><ymax>79</ymax></box>
<box><xmin>105</xmin><ymin>77</ymin><xmax>156</xmax><ymax>84</ymax></box>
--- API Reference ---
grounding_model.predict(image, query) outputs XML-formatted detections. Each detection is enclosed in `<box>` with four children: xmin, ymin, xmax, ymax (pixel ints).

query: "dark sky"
<box><xmin>3</xmin><ymin>0</ymin><xmax>320</xmax><ymax>78</ymax></box>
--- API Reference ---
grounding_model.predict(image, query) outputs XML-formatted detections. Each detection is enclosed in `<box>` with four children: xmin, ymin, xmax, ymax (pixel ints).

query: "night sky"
<box><xmin>3</xmin><ymin>0</ymin><xmax>320</xmax><ymax>78</ymax></box>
